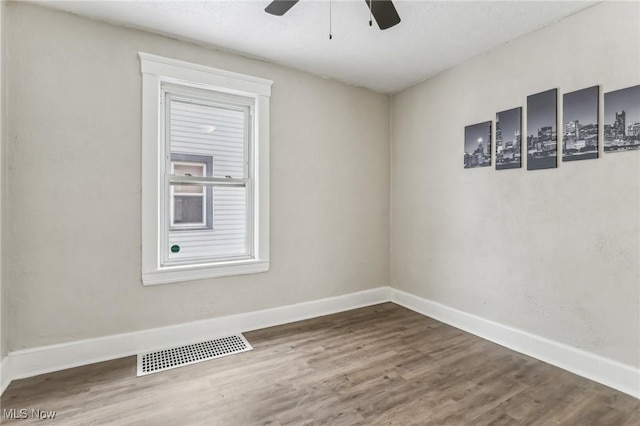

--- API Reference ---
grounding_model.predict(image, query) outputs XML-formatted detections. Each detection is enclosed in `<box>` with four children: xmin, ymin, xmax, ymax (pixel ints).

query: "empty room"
<box><xmin>0</xmin><ymin>0</ymin><xmax>638</xmax><ymax>424</ymax></box>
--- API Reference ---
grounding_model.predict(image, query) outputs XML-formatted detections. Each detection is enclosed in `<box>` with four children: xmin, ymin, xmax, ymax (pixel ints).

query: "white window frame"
<box><xmin>140</xmin><ymin>52</ymin><xmax>271</xmax><ymax>285</ymax></box>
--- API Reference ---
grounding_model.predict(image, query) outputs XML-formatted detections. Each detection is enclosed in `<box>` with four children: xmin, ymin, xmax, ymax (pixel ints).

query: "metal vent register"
<box><xmin>137</xmin><ymin>334</ymin><xmax>252</xmax><ymax>376</ymax></box>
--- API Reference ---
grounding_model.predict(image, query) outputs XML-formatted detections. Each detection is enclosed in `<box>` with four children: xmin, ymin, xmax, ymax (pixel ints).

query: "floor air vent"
<box><xmin>137</xmin><ymin>334</ymin><xmax>252</xmax><ymax>376</ymax></box>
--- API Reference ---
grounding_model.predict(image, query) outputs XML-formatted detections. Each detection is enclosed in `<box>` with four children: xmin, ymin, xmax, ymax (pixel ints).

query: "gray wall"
<box><xmin>4</xmin><ymin>1</ymin><xmax>638</xmax><ymax>372</ymax></box>
<box><xmin>391</xmin><ymin>1</ymin><xmax>639</xmax><ymax>367</ymax></box>
<box><xmin>5</xmin><ymin>3</ymin><xmax>390</xmax><ymax>351</ymax></box>
<box><xmin>0</xmin><ymin>0</ymin><xmax>5</xmax><ymax>360</ymax></box>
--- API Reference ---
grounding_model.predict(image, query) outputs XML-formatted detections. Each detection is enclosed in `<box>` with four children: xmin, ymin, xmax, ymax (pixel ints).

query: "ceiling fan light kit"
<box><xmin>265</xmin><ymin>0</ymin><xmax>401</xmax><ymax>36</ymax></box>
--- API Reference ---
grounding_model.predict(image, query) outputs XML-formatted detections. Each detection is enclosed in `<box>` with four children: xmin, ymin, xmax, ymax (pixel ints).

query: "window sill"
<box><xmin>142</xmin><ymin>259</ymin><xmax>270</xmax><ymax>285</ymax></box>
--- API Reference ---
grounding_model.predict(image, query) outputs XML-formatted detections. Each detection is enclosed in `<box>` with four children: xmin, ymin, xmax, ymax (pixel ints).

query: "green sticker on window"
<box><xmin>171</xmin><ymin>245</ymin><xmax>180</xmax><ymax>253</ymax></box>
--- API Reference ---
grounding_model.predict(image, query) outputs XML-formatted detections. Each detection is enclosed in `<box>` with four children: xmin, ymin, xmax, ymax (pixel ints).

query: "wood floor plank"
<box><xmin>1</xmin><ymin>303</ymin><xmax>638</xmax><ymax>425</ymax></box>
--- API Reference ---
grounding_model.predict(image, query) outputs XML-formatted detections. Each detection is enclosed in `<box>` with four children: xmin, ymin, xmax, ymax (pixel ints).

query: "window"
<box><xmin>140</xmin><ymin>53</ymin><xmax>272</xmax><ymax>285</ymax></box>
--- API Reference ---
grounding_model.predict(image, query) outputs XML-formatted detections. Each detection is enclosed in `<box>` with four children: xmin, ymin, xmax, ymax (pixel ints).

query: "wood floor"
<box><xmin>1</xmin><ymin>303</ymin><xmax>638</xmax><ymax>425</ymax></box>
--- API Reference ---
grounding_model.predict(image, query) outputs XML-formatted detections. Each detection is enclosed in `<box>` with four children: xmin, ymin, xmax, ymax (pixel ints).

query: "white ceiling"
<box><xmin>34</xmin><ymin>0</ymin><xmax>597</xmax><ymax>94</ymax></box>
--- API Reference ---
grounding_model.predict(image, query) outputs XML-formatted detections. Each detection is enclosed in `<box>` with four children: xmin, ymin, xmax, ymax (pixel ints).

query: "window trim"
<box><xmin>140</xmin><ymin>52</ymin><xmax>272</xmax><ymax>285</ymax></box>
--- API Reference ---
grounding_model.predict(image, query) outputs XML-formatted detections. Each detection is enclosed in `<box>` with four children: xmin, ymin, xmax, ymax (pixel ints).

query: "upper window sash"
<box><xmin>163</xmin><ymin>89</ymin><xmax>252</xmax><ymax>181</ymax></box>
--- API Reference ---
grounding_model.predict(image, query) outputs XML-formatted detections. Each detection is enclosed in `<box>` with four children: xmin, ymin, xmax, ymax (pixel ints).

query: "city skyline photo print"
<box><xmin>563</xmin><ymin>86</ymin><xmax>599</xmax><ymax>161</ymax></box>
<box><xmin>527</xmin><ymin>89</ymin><xmax>557</xmax><ymax>170</ymax></box>
<box><xmin>496</xmin><ymin>107</ymin><xmax>522</xmax><ymax>170</ymax></box>
<box><xmin>604</xmin><ymin>85</ymin><xmax>640</xmax><ymax>153</ymax></box>
<box><xmin>464</xmin><ymin>121</ymin><xmax>491</xmax><ymax>169</ymax></box>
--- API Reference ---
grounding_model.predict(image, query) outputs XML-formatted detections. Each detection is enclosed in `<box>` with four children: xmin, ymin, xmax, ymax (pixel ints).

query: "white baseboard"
<box><xmin>3</xmin><ymin>286</ymin><xmax>391</xmax><ymax>390</ymax></box>
<box><xmin>2</xmin><ymin>285</ymin><xmax>638</xmax><ymax>401</ymax></box>
<box><xmin>1</xmin><ymin>356</ymin><xmax>10</xmax><ymax>395</ymax></box>
<box><xmin>390</xmin><ymin>288</ymin><xmax>640</xmax><ymax>399</ymax></box>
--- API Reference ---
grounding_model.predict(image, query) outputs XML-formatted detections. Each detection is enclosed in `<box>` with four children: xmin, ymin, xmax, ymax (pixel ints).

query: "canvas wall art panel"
<box><xmin>527</xmin><ymin>89</ymin><xmax>558</xmax><ymax>170</ymax></box>
<box><xmin>604</xmin><ymin>85</ymin><xmax>640</xmax><ymax>153</ymax></box>
<box><xmin>464</xmin><ymin>121</ymin><xmax>491</xmax><ymax>169</ymax></box>
<box><xmin>496</xmin><ymin>107</ymin><xmax>522</xmax><ymax>170</ymax></box>
<box><xmin>563</xmin><ymin>86</ymin><xmax>599</xmax><ymax>161</ymax></box>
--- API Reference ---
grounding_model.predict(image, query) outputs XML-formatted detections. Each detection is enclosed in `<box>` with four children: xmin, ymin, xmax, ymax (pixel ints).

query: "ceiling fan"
<box><xmin>265</xmin><ymin>0</ymin><xmax>401</xmax><ymax>30</ymax></box>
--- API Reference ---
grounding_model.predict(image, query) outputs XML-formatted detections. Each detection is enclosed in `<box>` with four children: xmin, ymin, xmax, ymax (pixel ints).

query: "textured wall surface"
<box><xmin>5</xmin><ymin>3</ymin><xmax>390</xmax><ymax>350</ymax></box>
<box><xmin>391</xmin><ymin>1</ymin><xmax>639</xmax><ymax>367</ymax></box>
<box><xmin>4</xmin><ymin>0</ymin><xmax>638</xmax><ymax>371</ymax></box>
<box><xmin>0</xmin><ymin>0</ymin><xmax>5</xmax><ymax>360</ymax></box>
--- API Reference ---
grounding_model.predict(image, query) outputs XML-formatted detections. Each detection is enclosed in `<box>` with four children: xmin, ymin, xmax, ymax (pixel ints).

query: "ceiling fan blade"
<box><xmin>265</xmin><ymin>0</ymin><xmax>300</xmax><ymax>16</ymax></box>
<box><xmin>365</xmin><ymin>0</ymin><xmax>401</xmax><ymax>30</ymax></box>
